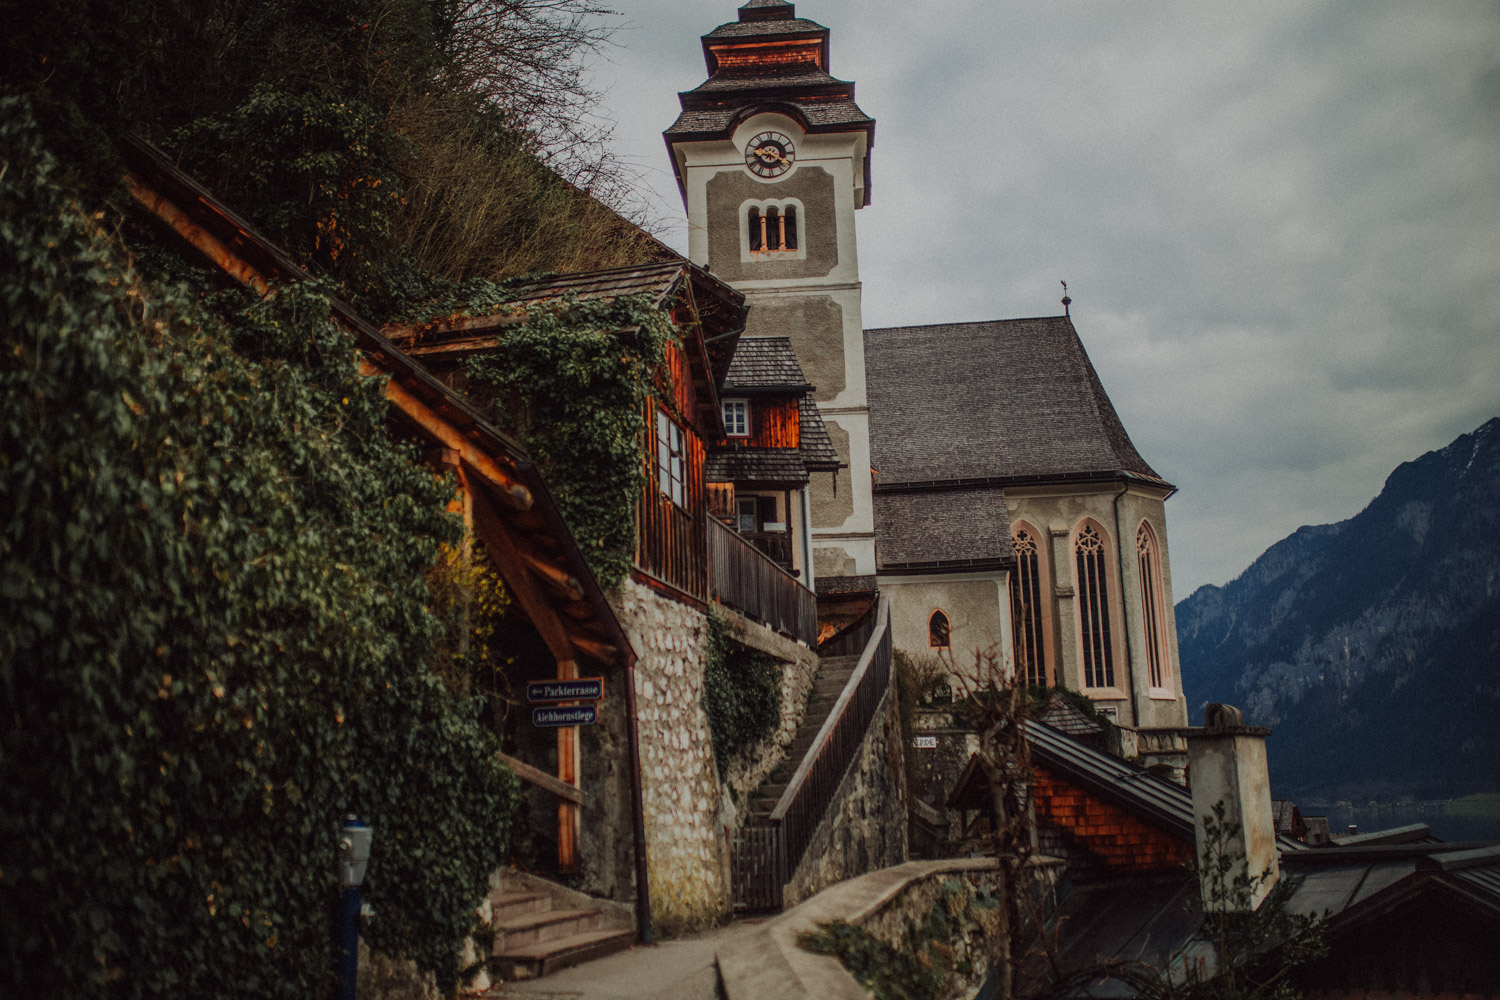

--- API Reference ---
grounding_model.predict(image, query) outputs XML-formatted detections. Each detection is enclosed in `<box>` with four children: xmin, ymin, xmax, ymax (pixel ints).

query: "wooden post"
<box><xmin>557</xmin><ymin>658</ymin><xmax>581</xmax><ymax>872</ymax></box>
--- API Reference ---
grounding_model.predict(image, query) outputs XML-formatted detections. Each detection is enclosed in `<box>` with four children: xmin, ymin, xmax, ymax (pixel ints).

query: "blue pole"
<box><xmin>337</xmin><ymin>883</ymin><xmax>361</xmax><ymax>1000</ymax></box>
<box><xmin>337</xmin><ymin>818</ymin><xmax>372</xmax><ymax>1000</ymax></box>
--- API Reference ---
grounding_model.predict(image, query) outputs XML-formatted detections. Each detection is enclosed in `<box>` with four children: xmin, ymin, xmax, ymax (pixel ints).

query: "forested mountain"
<box><xmin>1177</xmin><ymin>418</ymin><xmax>1500</xmax><ymax>800</ymax></box>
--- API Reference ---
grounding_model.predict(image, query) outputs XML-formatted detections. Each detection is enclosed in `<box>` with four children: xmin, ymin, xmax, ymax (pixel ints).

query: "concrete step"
<box><xmin>492</xmin><ymin>907</ymin><xmax>601</xmax><ymax>953</ymax></box>
<box><xmin>493</xmin><ymin>927</ymin><xmax>636</xmax><ymax>981</ymax></box>
<box><xmin>485</xmin><ymin>890</ymin><xmax>549</xmax><ymax>925</ymax></box>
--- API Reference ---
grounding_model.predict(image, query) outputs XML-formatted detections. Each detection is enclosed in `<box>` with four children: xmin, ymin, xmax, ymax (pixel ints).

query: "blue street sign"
<box><xmin>526</xmin><ymin>678</ymin><xmax>604</xmax><ymax>703</ymax></box>
<box><xmin>532</xmin><ymin>705</ymin><xmax>598</xmax><ymax>727</ymax></box>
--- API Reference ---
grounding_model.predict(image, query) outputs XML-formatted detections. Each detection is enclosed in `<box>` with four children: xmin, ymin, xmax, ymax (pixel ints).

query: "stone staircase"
<box><xmin>486</xmin><ymin>884</ymin><xmax>635</xmax><ymax>981</ymax></box>
<box><xmin>745</xmin><ymin>654</ymin><xmax>860</xmax><ymax>824</ymax></box>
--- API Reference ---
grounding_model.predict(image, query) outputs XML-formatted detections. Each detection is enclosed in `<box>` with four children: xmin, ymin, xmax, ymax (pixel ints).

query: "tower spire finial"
<box><xmin>1061</xmin><ymin>280</ymin><xmax>1071</xmax><ymax>316</ymax></box>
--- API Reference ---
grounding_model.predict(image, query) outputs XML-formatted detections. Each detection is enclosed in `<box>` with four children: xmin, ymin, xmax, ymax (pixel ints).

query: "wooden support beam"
<box><xmin>126</xmin><ymin>175</ymin><xmax>271</xmax><ymax>296</ymax></box>
<box><xmin>363</xmin><ymin>363</ymin><xmax>532</xmax><ymax>510</ymax></box>
<box><xmin>516</xmin><ymin>547</ymin><xmax>585</xmax><ymax>602</ymax></box>
<box><xmin>497</xmin><ymin>753</ymin><xmax>586</xmax><ymax>807</ymax></box>
<box><xmin>469</xmin><ymin>486</ymin><xmax>577</xmax><ymax>666</ymax></box>
<box><xmin>556</xmin><ymin>658</ymin><xmax>581</xmax><ymax>874</ymax></box>
<box><xmin>570</xmin><ymin>635</ymin><xmax>619</xmax><ymax>664</ymax></box>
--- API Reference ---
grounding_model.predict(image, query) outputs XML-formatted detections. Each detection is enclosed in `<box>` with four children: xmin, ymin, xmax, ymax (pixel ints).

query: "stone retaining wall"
<box><xmin>782</xmin><ymin>681</ymin><xmax>908</xmax><ymax>907</ymax></box>
<box><xmin>610</xmin><ymin>578</ymin><xmax>731</xmax><ymax>935</ymax></box>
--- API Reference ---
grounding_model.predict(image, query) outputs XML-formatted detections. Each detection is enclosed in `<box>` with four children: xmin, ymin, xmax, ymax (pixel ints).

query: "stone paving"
<box><xmin>475</xmin><ymin>918</ymin><xmax>767</xmax><ymax>1000</ymax></box>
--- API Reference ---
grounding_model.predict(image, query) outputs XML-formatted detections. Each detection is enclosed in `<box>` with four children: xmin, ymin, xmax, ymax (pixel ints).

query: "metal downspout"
<box><xmin>623</xmin><ymin>651</ymin><xmax>653</xmax><ymax>944</ymax></box>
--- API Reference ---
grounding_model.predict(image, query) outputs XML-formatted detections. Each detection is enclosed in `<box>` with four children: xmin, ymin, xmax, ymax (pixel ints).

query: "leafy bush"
<box><xmin>462</xmin><ymin>292</ymin><xmax>680</xmax><ymax>589</ymax></box>
<box><xmin>0</xmin><ymin>103</ymin><xmax>515</xmax><ymax>999</ymax></box>
<box><xmin>702</xmin><ymin>614</ymin><xmax>784</xmax><ymax>781</ymax></box>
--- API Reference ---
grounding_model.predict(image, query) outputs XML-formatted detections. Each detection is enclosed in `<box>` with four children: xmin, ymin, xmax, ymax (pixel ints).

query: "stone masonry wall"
<box><xmin>610</xmin><ymin>578</ymin><xmax>730</xmax><ymax>935</ymax></box>
<box><xmin>783</xmin><ymin>683</ymin><xmax>908</xmax><ymax>907</ymax></box>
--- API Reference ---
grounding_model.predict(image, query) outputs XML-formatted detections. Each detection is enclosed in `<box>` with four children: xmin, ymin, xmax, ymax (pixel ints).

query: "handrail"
<box><xmin>708</xmin><ymin>518</ymin><xmax>818</xmax><ymax>645</ymax></box>
<box><xmin>770</xmin><ymin>596</ymin><xmax>888</xmax><ymax>822</ymax></box>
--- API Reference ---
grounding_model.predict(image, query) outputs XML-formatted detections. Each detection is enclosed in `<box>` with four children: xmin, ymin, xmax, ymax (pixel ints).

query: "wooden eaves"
<box><xmin>116</xmin><ymin>134</ymin><xmax>635</xmax><ymax>680</ymax></box>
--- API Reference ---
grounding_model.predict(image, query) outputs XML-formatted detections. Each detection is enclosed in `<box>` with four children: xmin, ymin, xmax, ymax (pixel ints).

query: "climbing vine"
<box><xmin>460</xmin><ymin>292</ymin><xmax>681</xmax><ymax>589</ymax></box>
<box><xmin>702</xmin><ymin>614</ymin><xmax>785</xmax><ymax>781</ymax></box>
<box><xmin>0</xmin><ymin>105</ymin><xmax>516</xmax><ymax>999</ymax></box>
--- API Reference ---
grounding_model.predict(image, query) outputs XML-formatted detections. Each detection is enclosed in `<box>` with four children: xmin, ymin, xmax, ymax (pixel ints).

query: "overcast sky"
<box><xmin>585</xmin><ymin>0</ymin><xmax>1500</xmax><ymax>597</ymax></box>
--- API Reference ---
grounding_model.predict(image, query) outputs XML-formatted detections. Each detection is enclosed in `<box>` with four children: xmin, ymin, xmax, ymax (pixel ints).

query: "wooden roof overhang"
<box><xmin>382</xmin><ymin>261</ymin><xmax>746</xmax><ymax>438</ymax></box>
<box><xmin>117</xmin><ymin>135</ymin><xmax>636</xmax><ymax>678</ymax></box>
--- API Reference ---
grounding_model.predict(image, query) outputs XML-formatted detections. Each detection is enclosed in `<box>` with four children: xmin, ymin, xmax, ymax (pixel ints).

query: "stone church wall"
<box><xmin>610</xmin><ymin>578</ymin><xmax>731</xmax><ymax>935</ymax></box>
<box><xmin>782</xmin><ymin>682</ymin><xmax>909</xmax><ymax>907</ymax></box>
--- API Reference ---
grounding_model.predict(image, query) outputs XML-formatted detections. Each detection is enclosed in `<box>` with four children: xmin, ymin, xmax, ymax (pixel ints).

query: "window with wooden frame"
<box><xmin>722</xmin><ymin>398</ymin><xmax>750</xmax><ymax>437</ymax></box>
<box><xmin>1074</xmin><ymin>521</ymin><xmax>1117</xmax><ymax>691</ymax></box>
<box><xmin>654</xmin><ymin>409</ymin><xmax>686</xmax><ymax>508</ymax></box>
<box><xmin>928</xmin><ymin>610</ymin><xmax>951</xmax><ymax>649</ymax></box>
<box><xmin>742</xmin><ymin>198</ymin><xmax>805</xmax><ymax>259</ymax></box>
<box><xmin>1010</xmin><ymin>524</ymin><xmax>1051</xmax><ymax>687</ymax></box>
<box><xmin>1137</xmin><ymin>522</ymin><xmax>1171</xmax><ymax>693</ymax></box>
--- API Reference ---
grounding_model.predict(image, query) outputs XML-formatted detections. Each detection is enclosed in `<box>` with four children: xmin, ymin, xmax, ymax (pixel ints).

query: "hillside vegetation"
<box><xmin>1</xmin><ymin>1</ymin><xmax>672</xmax><ymax>996</ymax></box>
<box><xmin>1177</xmin><ymin>418</ymin><xmax>1500</xmax><ymax>800</ymax></box>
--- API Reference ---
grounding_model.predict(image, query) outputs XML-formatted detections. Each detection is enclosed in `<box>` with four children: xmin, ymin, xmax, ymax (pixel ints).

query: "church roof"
<box><xmin>873</xmin><ymin>485</ymin><xmax>1013</xmax><ymax>572</ymax></box>
<box><xmin>863</xmin><ymin>316</ymin><xmax>1170</xmax><ymax>489</ymax></box>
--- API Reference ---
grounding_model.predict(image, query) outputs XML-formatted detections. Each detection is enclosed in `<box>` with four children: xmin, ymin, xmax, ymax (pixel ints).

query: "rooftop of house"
<box><xmin>872</xmin><ymin>485</ymin><xmax>1013</xmax><ymax>573</ymax></box>
<box><xmin>864</xmin><ymin>316</ymin><xmax>1169</xmax><ymax>489</ymax></box>
<box><xmin>722</xmin><ymin>336</ymin><xmax>814</xmax><ymax>392</ymax></box>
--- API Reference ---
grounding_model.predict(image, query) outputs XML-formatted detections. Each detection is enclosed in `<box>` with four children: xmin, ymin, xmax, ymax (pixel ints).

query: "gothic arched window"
<box><xmin>1010</xmin><ymin>525</ymin><xmax>1049</xmax><ymax>687</ymax></box>
<box><xmin>1137</xmin><ymin>522</ymin><xmax>1170</xmax><ymax>691</ymax></box>
<box><xmin>1074</xmin><ymin>521</ymin><xmax>1117</xmax><ymax>690</ymax></box>
<box><xmin>928</xmin><ymin>610</ymin><xmax>951</xmax><ymax>649</ymax></box>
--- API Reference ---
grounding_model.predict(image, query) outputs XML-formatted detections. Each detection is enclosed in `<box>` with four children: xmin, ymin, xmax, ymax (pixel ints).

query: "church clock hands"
<box><xmin>745</xmin><ymin>131</ymin><xmax>795</xmax><ymax>177</ymax></box>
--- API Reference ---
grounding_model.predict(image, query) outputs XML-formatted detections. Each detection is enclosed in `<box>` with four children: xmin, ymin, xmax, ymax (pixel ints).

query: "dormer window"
<box><xmin>723</xmin><ymin>399</ymin><xmax>750</xmax><ymax>437</ymax></box>
<box><xmin>741</xmin><ymin>198</ymin><xmax>806</xmax><ymax>261</ymax></box>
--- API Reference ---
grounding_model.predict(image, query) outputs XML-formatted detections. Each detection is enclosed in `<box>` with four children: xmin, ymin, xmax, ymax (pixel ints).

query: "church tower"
<box><xmin>665</xmin><ymin>0</ymin><xmax>877</xmax><ymax>582</ymax></box>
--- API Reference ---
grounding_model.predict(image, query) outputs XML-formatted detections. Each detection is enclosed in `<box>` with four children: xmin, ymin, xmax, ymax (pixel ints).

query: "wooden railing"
<box><xmin>636</xmin><ymin>488</ymin><xmax>706</xmax><ymax>601</ymax></box>
<box><xmin>708</xmin><ymin>518</ymin><xmax>817</xmax><ymax>646</ymax></box>
<box><xmin>817</xmin><ymin>597</ymin><xmax>879</xmax><ymax>657</ymax></box>
<box><xmin>770</xmin><ymin>596</ymin><xmax>893</xmax><ymax>888</ymax></box>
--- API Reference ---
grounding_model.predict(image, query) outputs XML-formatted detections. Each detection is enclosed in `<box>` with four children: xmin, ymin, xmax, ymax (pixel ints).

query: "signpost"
<box><xmin>532</xmin><ymin>705</ymin><xmax>598</xmax><ymax>728</ymax></box>
<box><xmin>526</xmin><ymin>678</ymin><xmax>604</xmax><ymax>703</ymax></box>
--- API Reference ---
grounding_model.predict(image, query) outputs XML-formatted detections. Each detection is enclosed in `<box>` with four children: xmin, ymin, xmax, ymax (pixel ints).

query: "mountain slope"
<box><xmin>1176</xmin><ymin>418</ymin><xmax>1500</xmax><ymax>799</ymax></box>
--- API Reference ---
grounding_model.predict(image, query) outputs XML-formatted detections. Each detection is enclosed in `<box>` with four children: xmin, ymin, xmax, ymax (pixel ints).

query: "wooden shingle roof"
<box><xmin>723</xmin><ymin>335</ymin><xmax>813</xmax><ymax>391</ymax></box>
<box><xmin>864</xmin><ymin>317</ymin><xmax>1170</xmax><ymax>489</ymax></box>
<box><xmin>872</xmin><ymin>486</ymin><xmax>1013</xmax><ymax>573</ymax></box>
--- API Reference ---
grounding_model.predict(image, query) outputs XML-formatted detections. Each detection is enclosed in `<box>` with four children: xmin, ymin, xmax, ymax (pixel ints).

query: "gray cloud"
<box><xmin>591</xmin><ymin>0</ymin><xmax>1500</xmax><ymax>594</ymax></box>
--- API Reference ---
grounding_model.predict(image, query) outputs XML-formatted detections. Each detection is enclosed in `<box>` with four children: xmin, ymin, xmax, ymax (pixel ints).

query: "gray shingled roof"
<box><xmin>872</xmin><ymin>485</ymin><xmax>1012</xmax><ymax>571</ymax></box>
<box><xmin>706</xmin><ymin>17</ymin><xmax>826</xmax><ymax>39</ymax></box>
<box><xmin>799</xmin><ymin>397</ymin><xmax>838</xmax><ymax>469</ymax></box>
<box><xmin>665</xmin><ymin>98</ymin><xmax>872</xmax><ymax>137</ymax></box>
<box><xmin>705</xmin><ymin>449</ymin><xmax>808</xmax><ymax>485</ymax></box>
<box><xmin>724</xmin><ymin>336</ymin><xmax>811</xmax><ymax>390</ymax></box>
<box><xmin>686</xmin><ymin>69</ymin><xmax>848</xmax><ymax>95</ymax></box>
<box><xmin>864</xmin><ymin>317</ymin><xmax>1167</xmax><ymax>487</ymax></box>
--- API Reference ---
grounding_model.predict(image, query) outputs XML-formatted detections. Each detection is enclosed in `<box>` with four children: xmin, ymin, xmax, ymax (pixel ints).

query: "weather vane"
<box><xmin>1061</xmin><ymin>280</ymin><xmax>1071</xmax><ymax>316</ymax></box>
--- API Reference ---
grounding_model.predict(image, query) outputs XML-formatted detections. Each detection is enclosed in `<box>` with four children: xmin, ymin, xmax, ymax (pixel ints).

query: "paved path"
<box><xmin>477</xmin><ymin>919</ymin><xmax>768</xmax><ymax>1000</ymax></box>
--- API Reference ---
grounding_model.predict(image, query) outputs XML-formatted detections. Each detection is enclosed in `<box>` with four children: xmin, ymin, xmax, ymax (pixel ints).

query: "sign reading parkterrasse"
<box><xmin>526</xmin><ymin>678</ymin><xmax>604</xmax><ymax>703</ymax></box>
<box><xmin>532</xmin><ymin>705</ymin><xmax>598</xmax><ymax>728</ymax></box>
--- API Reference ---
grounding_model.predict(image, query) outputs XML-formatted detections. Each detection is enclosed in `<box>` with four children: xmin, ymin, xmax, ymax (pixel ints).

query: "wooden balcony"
<box><xmin>708</xmin><ymin>518</ymin><xmax>816</xmax><ymax>646</ymax></box>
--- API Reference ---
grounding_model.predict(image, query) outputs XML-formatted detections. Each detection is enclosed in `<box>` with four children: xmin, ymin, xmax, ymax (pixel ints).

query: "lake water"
<box><xmin>1299</xmin><ymin>799</ymin><xmax>1500</xmax><ymax>844</ymax></box>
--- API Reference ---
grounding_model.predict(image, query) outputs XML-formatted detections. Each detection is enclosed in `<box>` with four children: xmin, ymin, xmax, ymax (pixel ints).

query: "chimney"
<box><xmin>1187</xmin><ymin>704</ymin><xmax>1278</xmax><ymax>911</ymax></box>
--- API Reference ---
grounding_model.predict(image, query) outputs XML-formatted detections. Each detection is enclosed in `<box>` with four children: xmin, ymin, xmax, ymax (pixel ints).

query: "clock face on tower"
<box><xmin>745</xmin><ymin>131</ymin><xmax>795</xmax><ymax>177</ymax></box>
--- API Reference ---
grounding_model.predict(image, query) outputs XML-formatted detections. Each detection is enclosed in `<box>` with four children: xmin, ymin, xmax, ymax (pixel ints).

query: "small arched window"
<box><xmin>1010</xmin><ymin>526</ymin><xmax>1049</xmax><ymax>687</ymax></box>
<box><xmin>1137</xmin><ymin>522</ymin><xmax>1169</xmax><ymax>691</ymax></box>
<box><xmin>928</xmin><ymin>610</ymin><xmax>951</xmax><ymax>649</ymax></box>
<box><xmin>1074</xmin><ymin>522</ymin><xmax>1116</xmax><ymax>690</ymax></box>
<box><xmin>744</xmin><ymin>200</ymin><xmax>802</xmax><ymax>255</ymax></box>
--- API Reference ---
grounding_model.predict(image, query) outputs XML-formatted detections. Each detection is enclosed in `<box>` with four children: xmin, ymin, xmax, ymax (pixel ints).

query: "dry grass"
<box><xmin>386</xmin><ymin>89</ymin><xmax>674</xmax><ymax>282</ymax></box>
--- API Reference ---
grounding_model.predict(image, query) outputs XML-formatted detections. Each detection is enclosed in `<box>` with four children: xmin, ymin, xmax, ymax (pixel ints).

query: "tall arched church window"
<box><xmin>928</xmin><ymin>610</ymin><xmax>951</xmax><ymax>649</ymax></box>
<box><xmin>1074</xmin><ymin>522</ymin><xmax>1116</xmax><ymax>690</ymax></box>
<box><xmin>1010</xmin><ymin>526</ymin><xmax>1049</xmax><ymax>686</ymax></box>
<box><xmin>1137</xmin><ymin>522</ymin><xmax>1170</xmax><ymax>691</ymax></box>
